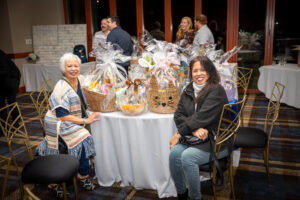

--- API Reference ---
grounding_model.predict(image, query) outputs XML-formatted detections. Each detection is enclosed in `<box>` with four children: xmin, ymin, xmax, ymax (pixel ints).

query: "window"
<box><xmin>116</xmin><ymin>0</ymin><xmax>137</xmax><ymax>36</ymax></box>
<box><xmin>67</xmin><ymin>0</ymin><xmax>86</xmax><ymax>24</ymax></box>
<box><xmin>171</xmin><ymin>0</ymin><xmax>194</xmax><ymax>42</ymax></box>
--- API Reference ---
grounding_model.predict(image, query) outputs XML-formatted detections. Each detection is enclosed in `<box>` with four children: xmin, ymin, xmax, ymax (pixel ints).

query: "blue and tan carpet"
<box><xmin>1</xmin><ymin>92</ymin><xmax>299</xmax><ymax>199</ymax></box>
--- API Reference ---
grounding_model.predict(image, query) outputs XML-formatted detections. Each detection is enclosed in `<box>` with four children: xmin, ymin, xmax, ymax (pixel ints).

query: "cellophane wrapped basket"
<box><xmin>82</xmin><ymin>42</ymin><xmax>130</xmax><ymax>112</ymax></box>
<box><xmin>147</xmin><ymin>75</ymin><xmax>179</xmax><ymax>114</ymax></box>
<box><xmin>82</xmin><ymin>87</ymin><xmax>117</xmax><ymax>112</ymax></box>
<box><xmin>138</xmin><ymin>32</ymin><xmax>182</xmax><ymax>114</ymax></box>
<box><xmin>117</xmin><ymin>66</ymin><xmax>147</xmax><ymax>116</ymax></box>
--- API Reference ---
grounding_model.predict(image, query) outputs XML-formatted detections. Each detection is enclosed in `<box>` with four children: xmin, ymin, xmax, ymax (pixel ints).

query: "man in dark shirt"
<box><xmin>106</xmin><ymin>15</ymin><xmax>133</xmax><ymax>72</ymax></box>
<box><xmin>0</xmin><ymin>49</ymin><xmax>21</xmax><ymax>136</ymax></box>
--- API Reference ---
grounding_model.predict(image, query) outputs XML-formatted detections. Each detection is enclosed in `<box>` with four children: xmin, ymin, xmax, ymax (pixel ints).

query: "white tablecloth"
<box><xmin>91</xmin><ymin>111</ymin><xmax>177</xmax><ymax>198</ymax></box>
<box><xmin>22</xmin><ymin>62</ymin><xmax>95</xmax><ymax>92</ymax></box>
<box><xmin>258</xmin><ymin>63</ymin><xmax>300</xmax><ymax>109</ymax></box>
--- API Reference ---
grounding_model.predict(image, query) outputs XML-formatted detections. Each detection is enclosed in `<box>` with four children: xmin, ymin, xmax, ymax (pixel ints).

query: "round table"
<box><xmin>258</xmin><ymin>63</ymin><xmax>300</xmax><ymax>109</ymax></box>
<box><xmin>91</xmin><ymin>111</ymin><xmax>177</xmax><ymax>198</ymax></box>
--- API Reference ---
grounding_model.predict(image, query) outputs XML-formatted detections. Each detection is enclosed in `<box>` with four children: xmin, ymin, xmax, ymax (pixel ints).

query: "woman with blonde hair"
<box><xmin>175</xmin><ymin>16</ymin><xmax>195</xmax><ymax>48</ymax></box>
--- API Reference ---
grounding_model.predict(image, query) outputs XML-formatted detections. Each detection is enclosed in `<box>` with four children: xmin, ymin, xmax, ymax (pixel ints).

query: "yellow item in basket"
<box><xmin>128</xmin><ymin>105</ymin><xmax>135</xmax><ymax>111</ymax></box>
<box><xmin>121</xmin><ymin>104</ymin><xmax>142</xmax><ymax>111</ymax></box>
<box><xmin>89</xmin><ymin>80</ymin><xmax>99</xmax><ymax>90</ymax></box>
<box><xmin>135</xmin><ymin>104</ymin><xmax>142</xmax><ymax>109</ymax></box>
<box><xmin>121</xmin><ymin>104</ymin><xmax>129</xmax><ymax>110</ymax></box>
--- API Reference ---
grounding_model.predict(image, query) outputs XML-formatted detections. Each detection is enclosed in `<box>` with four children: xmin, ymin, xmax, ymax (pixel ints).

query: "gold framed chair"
<box><xmin>0</xmin><ymin>102</ymin><xmax>34</xmax><ymax>199</ymax></box>
<box><xmin>234</xmin><ymin>82</ymin><xmax>285</xmax><ymax>184</ymax></box>
<box><xmin>39</xmin><ymin>79</ymin><xmax>54</xmax><ymax>98</ymax></box>
<box><xmin>199</xmin><ymin>95</ymin><xmax>247</xmax><ymax>200</ymax></box>
<box><xmin>23</xmin><ymin>185</ymin><xmax>40</xmax><ymax>200</ymax></box>
<box><xmin>232</xmin><ymin>66</ymin><xmax>253</xmax><ymax>125</ymax></box>
<box><xmin>29</xmin><ymin>87</ymin><xmax>49</xmax><ymax>136</ymax></box>
<box><xmin>232</xmin><ymin>66</ymin><xmax>253</xmax><ymax>94</ymax></box>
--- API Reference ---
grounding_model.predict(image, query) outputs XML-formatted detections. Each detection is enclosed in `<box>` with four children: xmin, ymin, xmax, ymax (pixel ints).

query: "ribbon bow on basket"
<box><xmin>118</xmin><ymin>77</ymin><xmax>146</xmax><ymax>116</ymax></box>
<box><xmin>126</xmin><ymin>78</ymin><xmax>142</xmax><ymax>94</ymax></box>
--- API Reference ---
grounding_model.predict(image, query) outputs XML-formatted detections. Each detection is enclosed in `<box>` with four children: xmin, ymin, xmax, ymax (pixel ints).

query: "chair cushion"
<box><xmin>22</xmin><ymin>154</ymin><xmax>79</xmax><ymax>184</ymax></box>
<box><xmin>234</xmin><ymin>127</ymin><xmax>268</xmax><ymax>148</ymax></box>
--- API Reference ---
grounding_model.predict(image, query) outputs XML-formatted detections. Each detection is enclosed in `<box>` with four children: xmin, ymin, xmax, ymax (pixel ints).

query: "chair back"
<box><xmin>0</xmin><ymin>102</ymin><xmax>34</xmax><ymax>198</ymax></box>
<box><xmin>73</xmin><ymin>44</ymin><xmax>88</xmax><ymax>63</ymax></box>
<box><xmin>0</xmin><ymin>102</ymin><xmax>33</xmax><ymax>160</ymax></box>
<box><xmin>39</xmin><ymin>79</ymin><xmax>54</xmax><ymax>97</ymax></box>
<box><xmin>264</xmin><ymin>82</ymin><xmax>285</xmax><ymax>138</ymax></box>
<box><xmin>232</xmin><ymin>66</ymin><xmax>253</xmax><ymax>94</ymax></box>
<box><xmin>30</xmin><ymin>87</ymin><xmax>50</xmax><ymax>133</ymax></box>
<box><xmin>214</xmin><ymin>95</ymin><xmax>247</xmax><ymax>154</ymax></box>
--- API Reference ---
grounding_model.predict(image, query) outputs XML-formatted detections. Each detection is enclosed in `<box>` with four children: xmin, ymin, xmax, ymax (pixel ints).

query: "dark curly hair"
<box><xmin>189</xmin><ymin>56</ymin><xmax>220</xmax><ymax>103</ymax></box>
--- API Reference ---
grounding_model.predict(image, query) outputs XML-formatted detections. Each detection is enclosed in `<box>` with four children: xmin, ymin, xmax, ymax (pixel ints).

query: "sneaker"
<box><xmin>79</xmin><ymin>177</ymin><xmax>95</xmax><ymax>191</ymax></box>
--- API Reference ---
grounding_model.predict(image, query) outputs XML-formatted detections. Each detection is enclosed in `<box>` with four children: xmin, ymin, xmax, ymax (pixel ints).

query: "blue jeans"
<box><xmin>169</xmin><ymin>143</ymin><xmax>228</xmax><ymax>200</ymax></box>
<box><xmin>59</xmin><ymin>136</ymin><xmax>90</xmax><ymax>176</ymax></box>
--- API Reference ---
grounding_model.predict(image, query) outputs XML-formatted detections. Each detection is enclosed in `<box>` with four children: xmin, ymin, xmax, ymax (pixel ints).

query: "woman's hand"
<box><xmin>193</xmin><ymin>128</ymin><xmax>208</xmax><ymax>140</ymax></box>
<box><xmin>169</xmin><ymin>132</ymin><xmax>181</xmax><ymax>149</ymax></box>
<box><xmin>86</xmin><ymin>112</ymin><xmax>101</xmax><ymax>124</ymax></box>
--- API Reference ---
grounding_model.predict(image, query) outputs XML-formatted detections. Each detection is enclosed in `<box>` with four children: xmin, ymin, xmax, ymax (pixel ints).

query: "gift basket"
<box><xmin>138</xmin><ymin>33</ymin><xmax>182</xmax><ymax>114</ymax></box>
<box><xmin>118</xmin><ymin>78</ymin><xmax>146</xmax><ymax>115</ymax></box>
<box><xmin>82</xmin><ymin>42</ymin><xmax>130</xmax><ymax>112</ymax></box>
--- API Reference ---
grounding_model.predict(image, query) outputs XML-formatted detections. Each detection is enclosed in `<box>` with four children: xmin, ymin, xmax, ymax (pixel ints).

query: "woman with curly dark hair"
<box><xmin>169</xmin><ymin>56</ymin><xmax>230</xmax><ymax>200</ymax></box>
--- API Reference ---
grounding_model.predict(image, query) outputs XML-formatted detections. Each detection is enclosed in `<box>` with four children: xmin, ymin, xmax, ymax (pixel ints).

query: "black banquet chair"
<box><xmin>22</xmin><ymin>154</ymin><xmax>80</xmax><ymax>200</ymax></box>
<box><xmin>234</xmin><ymin>81</ymin><xmax>285</xmax><ymax>184</ymax></box>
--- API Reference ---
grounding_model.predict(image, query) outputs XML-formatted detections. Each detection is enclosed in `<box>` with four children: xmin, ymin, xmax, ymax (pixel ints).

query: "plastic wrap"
<box><xmin>82</xmin><ymin>42</ymin><xmax>131</xmax><ymax>110</ymax></box>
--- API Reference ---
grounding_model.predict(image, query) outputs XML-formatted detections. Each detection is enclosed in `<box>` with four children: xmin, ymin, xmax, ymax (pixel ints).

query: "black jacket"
<box><xmin>174</xmin><ymin>82</ymin><xmax>229</xmax><ymax>151</ymax></box>
<box><xmin>0</xmin><ymin>49</ymin><xmax>21</xmax><ymax>80</ymax></box>
<box><xmin>107</xmin><ymin>26</ymin><xmax>133</xmax><ymax>69</ymax></box>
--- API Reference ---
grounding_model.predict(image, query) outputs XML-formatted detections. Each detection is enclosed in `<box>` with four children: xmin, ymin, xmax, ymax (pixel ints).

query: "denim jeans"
<box><xmin>169</xmin><ymin>143</ymin><xmax>228</xmax><ymax>200</ymax></box>
<box><xmin>59</xmin><ymin>136</ymin><xmax>90</xmax><ymax>176</ymax></box>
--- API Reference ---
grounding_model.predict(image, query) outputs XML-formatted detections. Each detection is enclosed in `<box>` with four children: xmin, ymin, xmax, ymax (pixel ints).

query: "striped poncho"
<box><xmin>37</xmin><ymin>76</ymin><xmax>96</xmax><ymax>160</ymax></box>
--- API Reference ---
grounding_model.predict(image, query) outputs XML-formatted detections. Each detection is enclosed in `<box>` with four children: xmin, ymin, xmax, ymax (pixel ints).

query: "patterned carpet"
<box><xmin>1</xmin><ymin>92</ymin><xmax>300</xmax><ymax>199</ymax></box>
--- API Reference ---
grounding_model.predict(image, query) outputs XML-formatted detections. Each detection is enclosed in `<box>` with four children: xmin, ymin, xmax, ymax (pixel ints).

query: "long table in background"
<box><xmin>91</xmin><ymin>111</ymin><xmax>177</xmax><ymax>198</ymax></box>
<box><xmin>23</xmin><ymin>62</ymin><xmax>95</xmax><ymax>92</ymax></box>
<box><xmin>258</xmin><ymin>63</ymin><xmax>300</xmax><ymax>109</ymax></box>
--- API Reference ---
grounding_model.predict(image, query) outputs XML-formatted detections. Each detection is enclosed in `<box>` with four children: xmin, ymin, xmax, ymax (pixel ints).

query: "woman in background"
<box><xmin>175</xmin><ymin>16</ymin><xmax>195</xmax><ymax>49</ymax></box>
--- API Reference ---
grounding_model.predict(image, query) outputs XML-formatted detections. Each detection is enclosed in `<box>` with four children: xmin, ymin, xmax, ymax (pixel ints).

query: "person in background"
<box><xmin>37</xmin><ymin>53</ymin><xmax>101</xmax><ymax>197</ymax></box>
<box><xmin>175</xmin><ymin>16</ymin><xmax>195</xmax><ymax>49</ymax></box>
<box><xmin>150</xmin><ymin>21</ymin><xmax>165</xmax><ymax>41</ymax></box>
<box><xmin>208</xmin><ymin>20</ymin><xmax>225</xmax><ymax>50</ymax></box>
<box><xmin>169</xmin><ymin>56</ymin><xmax>230</xmax><ymax>200</ymax></box>
<box><xmin>93</xmin><ymin>18</ymin><xmax>110</xmax><ymax>49</ymax></box>
<box><xmin>106</xmin><ymin>15</ymin><xmax>133</xmax><ymax>72</ymax></box>
<box><xmin>193</xmin><ymin>14</ymin><xmax>214</xmax><ymax>51</ymax></box>
<box><xmin>0</xmin><ymin>49</ymin><xmax>21</xmax><ymax>137</ymax></box>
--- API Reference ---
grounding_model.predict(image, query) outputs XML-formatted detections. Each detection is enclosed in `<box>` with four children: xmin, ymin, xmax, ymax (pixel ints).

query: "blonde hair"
<box><xmin>176</xmin><ymin>16</ymin><xmax>193</xmax><ymax>40</ymax></box>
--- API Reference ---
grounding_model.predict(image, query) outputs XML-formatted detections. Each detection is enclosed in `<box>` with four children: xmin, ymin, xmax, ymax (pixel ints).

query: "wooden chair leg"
<box><xmin>2</xmin><ymin>158</ymin><xmax>11</xmax><ymax>200</ymax></box>
<box><xmin>62</xmin><ymin>182</ymin><xmax>68</xmax><ymax>200</ymax></box>
<box><xmin>229</xmin><ymin>163</ymin><xmax>236</xmax><ymax>200</ymax></box>
<box><xmin>212</xmin><ymin>167</ymin><xmax>217</xmax><ymax>200</ymax></box>
<box><xmin>10</xmin><ymin>152</ymin><xmax>24</xmax><ymax>197</ymax></box>
<box><xmin>264</xmin><ymin>148</ymin><xmax>271</xmax><ymax>184</ymax></box>
<box><xmin>73</xmin><ymin>176</ymin><xmax>78</xmax><ymax>200</ymax></box>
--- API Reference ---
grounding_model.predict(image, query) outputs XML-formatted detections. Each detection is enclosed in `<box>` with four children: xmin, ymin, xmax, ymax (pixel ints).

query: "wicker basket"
<box><xmin>82</xmin><ymin>87</ymin><xmax>117</xmax><ymax>112</ymax></box>
<box><xmin>147</xmin><ymin>75</ymin><xmax>180</xmax><ymax>114</ymax></box>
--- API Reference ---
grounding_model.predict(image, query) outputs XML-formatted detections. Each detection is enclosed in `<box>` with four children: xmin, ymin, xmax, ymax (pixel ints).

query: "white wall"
<box><xmin>0</xmin><ymin>0</ymin><xmax>65</xmax><ymax>87</ymax></box>
<box><xmin>33</xmin><ymin>24</ymin><xmax>87</xmax><ymax>64</ymax></box>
